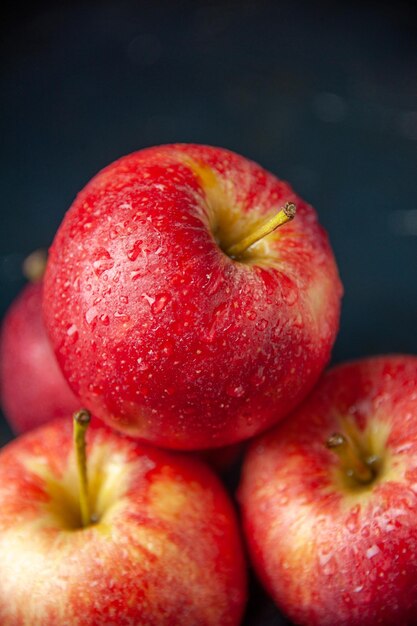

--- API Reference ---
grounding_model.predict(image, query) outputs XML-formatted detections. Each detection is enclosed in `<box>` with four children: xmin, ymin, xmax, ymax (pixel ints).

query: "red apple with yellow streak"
<box><xmin>239</xmin><ymin>355</ymin><xmax>417</xmax><ymax>626</ymax></box>
<box><xmin>43</xmin><ymin>144</ymin><xmax>342</xmax><ymax>449</ymax></box>
<box><xmin>0</xmin><ymin>411</ymin><xmax>247</xmax><ymax>625</ymax></box>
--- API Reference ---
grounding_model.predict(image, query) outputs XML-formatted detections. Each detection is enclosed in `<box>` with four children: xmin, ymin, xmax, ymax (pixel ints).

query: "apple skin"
<box><xmin>239</xmin><ymin>355</ymin><xmax>417</xmax><ymax>626</ymax></box>
<box><xmin>43</xmin><ymin>144</ymin><xmax>342</xmax><ymax>449</ymax></box>
<box><xmin>0</xmin><ymin>281</ymin><xmax>79</xmax><ymax>433</ymax></box>
<box><xmin>0</xmin><ymin>418</ymin><xmax>247</xmax><ymax>625</ymax></box>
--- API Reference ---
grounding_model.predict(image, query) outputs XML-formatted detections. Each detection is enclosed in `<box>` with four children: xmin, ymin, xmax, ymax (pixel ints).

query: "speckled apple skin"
<box><xmin>0</xmin><ymin>419</ymin><xmax>247</xmax><ymax>625</ymax></box>
<box><xmin>239</xmin><ymin>355</ymin><xmax>417</xmax><ymax>626</ymax></box>
<box><xmin>43</xmin><ymin>144</ymin><xmax>342</xmax><ymax>449</ymax></box>
<box><xmin>0</xmin><ymin>282</ymin><xmax>79</xmax><ymax>433</ymax></box>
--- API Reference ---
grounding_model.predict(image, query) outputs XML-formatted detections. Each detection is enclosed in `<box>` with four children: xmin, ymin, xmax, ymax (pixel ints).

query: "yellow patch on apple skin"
<box><xmin>124</xmin><ymin>525</ymin><xmax>227</xmax><ymax>625</ymax></box>
<box><xmin>185</xmin><ymin>157</ymin><xmax>218</xmax><ymax>192</ymax></box>
<box><xmin>148</xmin><ymin>470</ymin><xmax>212</xmax><ymax>524</ymax></box>
<box><xmin>0</xmin><ymin>529</ymin><xmax>70</xmax><ymax>625</ymax></box>
<box><xmin>22</xmin><ymin>441</ymin><xmax>136</xmax><ymax>531</ymax></box>
<box><xmin>149</xmin><ymin>478</ymin><xmax>189</xmax><ymax>522</ymax></box>
<box><xmin>261</xmin><ymin>499</ymin><xmax>318</xmax><ymax>608</ymax></box>
<box><xmin>305</xmin><ymin>273</ymin><xmax>333</xmax><ymax>334</ymax></box>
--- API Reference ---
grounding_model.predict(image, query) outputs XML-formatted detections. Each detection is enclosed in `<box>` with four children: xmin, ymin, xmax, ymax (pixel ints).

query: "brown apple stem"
<box><xmin>73</xmin><ymin>409</ymin><xmax>91</xmax><ymax>527</ymax></box>
<box><xmin>22</xmin><ymin>248</ymin><xmax>48</xmax><ymax>283</ymax></box>
<box><xmin>326</xmin><ymin>432</ymin><xmax>374</xmax><ymax>484</ymax></box>
<box><xmin>226</xmin><ymin>202</ymin><xmax>296</xmax><ymax>259</ymax></box>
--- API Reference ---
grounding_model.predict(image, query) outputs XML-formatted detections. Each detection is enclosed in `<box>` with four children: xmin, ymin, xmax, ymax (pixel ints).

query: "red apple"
<box><xmin>0</xmin><ymin>415</ymin><xmax>247</xmax><ymax>625</ymax></box>
<box><xmin>0</xmin><ymin>281</ymin><xmax>79</xmax><ymax>433</ymax></box>
<box><xmin>43</xmin><ymin>144</ymin><xmax>342</xmax><ymax>449</ymax></box>
<box><xmin>239</xmin><ymin>355</ymin><xmax>417</xmax><ymax>626</ymax></box>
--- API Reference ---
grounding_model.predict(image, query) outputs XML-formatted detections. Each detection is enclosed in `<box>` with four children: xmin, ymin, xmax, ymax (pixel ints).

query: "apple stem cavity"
<box><xmin>226</xmin><ymin>202</ymin><xmax>296</xmax><ymax>259</ymax></box>
<box><xmin>326</xmin><ymin>432</ymin><xmax>376</xmax><ymax>485</ymax></box>
<box><xmin>73</xmin><ymin>409</ymin><xmax>92</xmax><ymax>527</ymax></box>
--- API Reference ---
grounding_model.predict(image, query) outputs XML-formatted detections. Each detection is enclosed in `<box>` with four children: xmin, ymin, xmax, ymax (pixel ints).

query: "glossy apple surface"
<box><xmin>43</xmin><ymin>144</ymin><xmax>342</xmax><ymax>449</ymax></box>
<box><xmin>0</xmin><ymin>282</ymin><xmax>79</xmax><ymax>433</ymax></box>
<box><xmin>239</xmin><ymin>355</ymin><xmax>417</xmax><ymax>626</ymax></box>
<box><xmin>0</xmin><ymin>418</ymin><xmax>246</xmax><ymax>625</ymax></box>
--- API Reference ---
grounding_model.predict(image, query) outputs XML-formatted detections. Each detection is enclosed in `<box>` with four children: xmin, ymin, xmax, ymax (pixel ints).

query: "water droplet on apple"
<box><xmin>246</xmin><ymin>310</ymin><xmax>257</xmax><ymax>321</ymax></box>
<box><xmin>109</xmin><ymin>224</ymin><xmax>123</xmax><ymax>240</ymax></box>
<box><xmin>100</xmin><ymin>314</ymin><xmax>110</xmax><ymax>326</ymax></box>
<box><xmin>85</xmin><ymin>307</ymin><xmax>98</xmax><ymax>325</ymax></box>
<box><xmin>322</xmin><ymin>559</ymin><xmax>336</xmax><ymax>576</ymax></box>
<box><xmin>130</xmin><ymin>269</ymin><xmax>144</xmax><ymax>281</ymax></box>
<box><xmin>66</xmin><ymin>324</ymin><xmax>79</xmax><ymax>343</ymax></box>
<box><xmin>202</xmin><ymin>301</ymin><xmax>230</xmax><ymax>342</ymax></box>
<box><xmin>251</xmin><ymin>366</ymin><xmax>265</xmax><ymax>387</ymax></box>
<box><xmin>293</xmin><ymin>312</ymin><xmax>303</xmax><ymax>328</ymax></box>
<box><xmin>346</xmin><ymin>511</ymin><xmax>360</xmax><ymax>533</ymax></box>
<box><xmin>152</xmin><ymin>292</ymin><xmax>171</xmax><ymax>315</ymax></box>
<box><xmin>136</xmin><ymin>357</ymin><xmax>149</xmax><ymax>371</ymax></box>
<box><xmin>114</xmin><ymin>311</ymin><xmax>130</xmax><ymax>321</ymax></box>
<box><xmin>256</xmin><ymin>318</ymin><xmax>268</xmax><ymax>331</ymax></box>
<box><xmin>92</xmin><ymin>247</ymin><xmax>114</xmax><ymax>276</ymax></box>
<box><xmin>127</xmin><ymin>240</ymin><xmax>143</xmax><ymax>262</ymax></box>
<box><xmin>204</xmin><ymin>273</ymin><xmax>224</xmax><ymax>296</ymax></box>
<box><xmin>88</xmin><ymin>383</ymin><xmax>102</xmax><ymax>396</ymax></box>
<box><xmin>226</xmin><ymin>384</ymin><xmax>245</xmax><ymax>398</ymax></box>
<box><xmin>161</xmin><ymin>339</ymin><xmax>174</xmax><ymax>356</ymax></box>
<box><xmin>280</xmin><ymin>275</ymin><xmax>298</xmax><ymax>306</ymax></box>
<box><xmin>366</xmin><ymin>544</ymin><xmax>380</xmax><ymax>559</ymax></box>
<box><xmin>342</xmin><ymin>593</ymin><xmax>353</xmax><ymax>607</ymax></box>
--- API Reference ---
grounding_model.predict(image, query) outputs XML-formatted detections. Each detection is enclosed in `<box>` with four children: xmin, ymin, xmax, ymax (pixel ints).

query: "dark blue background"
<box><xmin>1</xmin><ymin>2</ymin><xmax>417</xmax><ymax>623</ymax></box>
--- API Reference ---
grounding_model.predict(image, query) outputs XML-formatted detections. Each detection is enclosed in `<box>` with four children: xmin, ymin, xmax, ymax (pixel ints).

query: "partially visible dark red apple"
<box><xmin>239</xmin><ymin>355</ymin><xmax>417</xmax><ymax>626</ymax></box>
<box><xmin>0</xmin><ymin>281</ymin><xmax>79</xmax><ymax>433</ymax></box>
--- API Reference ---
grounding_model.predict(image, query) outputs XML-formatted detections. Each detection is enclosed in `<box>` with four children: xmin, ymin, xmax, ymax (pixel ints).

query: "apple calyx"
<box><xmin>326</xmin><ymin>432</ymin><xmax>379</xmax><ymax>486</ymax></box>
<box><xmin>73</xmin><ymin>408</ymin><xmax>93</xmax><ymax>527</ymax></box>
<box><xmin>226</xmin><ymin>202</ymin><xmax>296</xmax><ymax>260</ymax></box>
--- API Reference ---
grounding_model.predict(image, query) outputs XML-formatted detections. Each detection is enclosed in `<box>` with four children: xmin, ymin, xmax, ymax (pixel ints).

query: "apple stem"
<box><xmin>22</xmin><ymin>248</ymin><xmax>48</xmax><ymax>283</ymax></box>
<box><xmin>326</xmin><ymin>432</ymin><xmax>375</xmax><ymax>485</ymax></box>
<box><xmin>73</xmin><ymin>409</ymin><xmax>92</xmax><ymax>528</ymax></box>
<box><xmin>226</xmin><ymin>202</ymin><xmax>296</xmax><ymax>259</ymax></box>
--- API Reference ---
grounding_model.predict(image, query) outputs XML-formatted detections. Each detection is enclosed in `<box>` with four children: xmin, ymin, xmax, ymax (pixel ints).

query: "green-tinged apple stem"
<box><xmin>73</xmin><ymin>409</ymin><xmax>91</xmax><ymax>527</ymax></box>
<box><xmin>326</xmin><ymin>432</ymin><xmax>375</xmax><ymax>485</ymax></box>
<box><xmin>226</xmin><ymin>202</ymin><xmax>296</xmax><ymax>259</ymax></box>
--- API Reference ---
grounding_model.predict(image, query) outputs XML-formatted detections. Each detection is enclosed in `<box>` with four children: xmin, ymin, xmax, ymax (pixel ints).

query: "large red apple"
<box><xmin>0</xmin><ymin>281</ymin><xmax>79</xmax><ymax>433</ymax></box>
<box><xmin>0</xmin><ymin>416</ymin><xmax>247</xmax><ymax>625</ymax></box>
<box><xmin>239</xmin><ymin>355</ymin><xmax>417</xmax><ymax>626</ymax></box>
<box><xmin>43</xmin><ymin>144</ymin><xmax>342</xmax><ymax>449</ymax></box>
